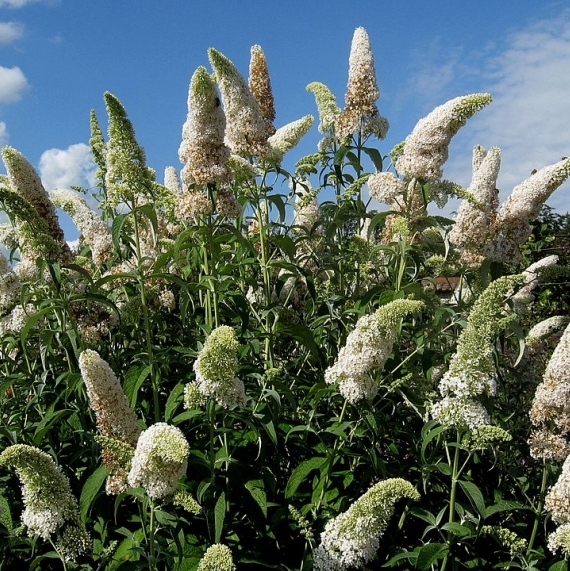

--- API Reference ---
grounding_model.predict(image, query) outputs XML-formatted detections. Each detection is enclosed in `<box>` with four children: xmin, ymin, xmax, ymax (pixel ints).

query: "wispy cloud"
<box><xmin>0</xmin><ymin>66</ymin><xmax>28</xmax><ymax>104</ymax></box>
<box><xmin>0</xmin><ymin>20</ymin><xmax>23</xmax><ymax>43</ymax></box>
<box><xmin>39</xmin><ymin>143</ymin><xmax>97</xmax><ymax>193</ymax></box>
<box><xmin>441</xmin><ymin>9</ymin><xmax>570</xmax><ymax>213</ymax></box>
<box><xmin>0</xmin><ymin>0</ymin><xmax>58</xmax><ymax>8</ymax></box>
<box><xmin>0</xmin><ymin>121</ymin><xmax>8</xmax><ymax>146</ymax></box>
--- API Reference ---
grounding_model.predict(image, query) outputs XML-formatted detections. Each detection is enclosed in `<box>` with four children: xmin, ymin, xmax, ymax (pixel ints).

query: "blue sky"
<box><xmin>1</xmin><ymin>0</ymin><xmax>570</xmax><ymax>238</ymax></box>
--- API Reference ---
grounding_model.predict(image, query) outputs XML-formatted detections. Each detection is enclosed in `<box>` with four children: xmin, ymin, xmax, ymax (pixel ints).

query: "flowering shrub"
<box><xmin>1</xmin><ymin>26</ymin><xmax>570</xmax><ymax>571</ymax></box>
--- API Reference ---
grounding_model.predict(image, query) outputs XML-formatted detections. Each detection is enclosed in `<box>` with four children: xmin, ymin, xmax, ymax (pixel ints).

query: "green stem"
<box><xmin>527</xmin><ymin>459</ymin><xmax>549</xmax><ymax>556</ymax></box>
<box><xmin>148</xmin><ymin>499</ymin><xmax>157</xmax><ymax>571</ymax></box>
<box><xmin>440</xmin><ymin>431</ymin><xmax>462</xmax><ymax>571</ymax></box>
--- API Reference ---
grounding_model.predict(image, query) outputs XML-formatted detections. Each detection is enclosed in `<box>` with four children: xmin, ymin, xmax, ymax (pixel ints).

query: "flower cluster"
<box><xmin>0</xmin><ymin>445</ymin><xmax>89</xmax><ymax>560</ymax></box>
<box><xmin>79</xmin><ymin>349</ymin><xmax>140</xmax><ymax>493</ymax></box>
<box><xmin>367</xmin><ymin>171</ymin><xmax>406</xmax><ymax>204</ymax></box>
<box><xmin>335</xmin><ymin>27</ymin><xmax>388</xmax><ymax>142</ymax></box>
<box><xmin>312</xmin><ymin>478</ymin><xmax>419</xmax><ymax>571</ymax></box>
<box><xmin>127</xmin><ymin>423</ymin><xmax>190</xmax><ymax>499</ymax></box>
<box><xmin>248</xmin><ymin>44</ymin><xmax>276</xmax><ymax>136</ymax></box>
<box><xmin>49</xmin><ymin>189</ymin><xmax>113</xmax><ymax>264</ymax></box>
<box><xmin>545</xmin><ymin>453</ymin><xmax>570</xmax><ymax>555</ymax></box>
<box><xmin>185</xmin><ymin>325</ymin><xmax>246</xmax><ymax>409</ymax></box>
<box><xmin>325</xmin><ymin>299</ymin><xmax>423</xmax><ymax>402</ymax></box>
<box><xmin>266</xmin><ymin>115</ymin><xmax>314</xmax><ymax>164</ymax></box>
<box><xmin>449</xmin><ymin>145</ymin><xmax>500</xmax><ymax>265</ymax></box>
<box><xmin>432</xmin><ymin>275</ymin><xmax>523</xmax><ymax>429</ymax></box>
<box><xmin>0</xmin><ymin>251</ymin><xmax>20</xmax><ymax>314</ymax></box>
<box><xmin>395</xmin><ymin>94</ymin><xmax>493</xmax><ymax>182</ymax></box>
<box><xmin>208</xmin><ymin>48</ymin><xmax>269</xmax><ymax>158</ymax></box>
<box><xmin>529</xmin><ymin>323</ymin><xmax>570</xmax><ymax>461</ymax></box>
<box><xmin>2</xmin><ymin>146</ymin><xmax>72</xmax><ymax>263</ymax></box>
<box><xmin>197</xmin><ymin>543</ymin><xmax>236</xmax><ymax>571</ymax></box>
<box><xmin>179</xmin><ymin>66</ymin><xmax>232</xmax><ymax>186</ymax></box>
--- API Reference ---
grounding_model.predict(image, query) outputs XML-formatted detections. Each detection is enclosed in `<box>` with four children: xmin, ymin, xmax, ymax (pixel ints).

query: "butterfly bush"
<box><xmin>432</xmin><ymin>275</ymin><xmax>523</xmax><ymax>429</ymax></box>
<box><xmin>313</xmin><ymin>478</ymin><xmax>420</xmax><ymax>571</ymax></box>
<box><xmin>179</xmin><ymin>65</ymin><xmax>231</xmax><ymax>186</ymax></box>
<box><xmin>335</xmin><ymin>26</ymin><xmax>388</xmax><ymax>141</ymax></box>
<box><xmin>79</xmin><ymin>349</ymin><xmax>141</xmax><ymax>493</ymax></box>
<box><xmin>395</xmin><ymin>94</ymin><xmax>492</xmax><ymax>182</ymax></box>
<box><xmin>546</xmin><ymin>453</ymin><xmax>570</xmax><ymax>555</ymax></box>
<box><xmin>49</xmin><ymin>188</ymin><xmax>113</xmax><ymax>264</ymax></box>
<box><xmin>185</xmin><ymin>325</ymin><xmax>246</xmax><ymax>409</ymax></box>
<box><xmin>127</xmin><ymin>423</ymin><xmax>190</xmax><ymax>499</ymax></box>
<box><xmin>0</xmin><ymin>251</ymin><xmax>20</xmax><ymax>314</ymax></box>
<box><xmin>0</xmin><ymin>445</ymin><xmax>90</xmax><ymax>560</ymax></box>
<box><xmin>529</xmin><ymin>322</ymin><xmax>570</xmax><ymax>461</ymax></box>
<box><xmin>249</xmin><ymin>44</ymin><xmax>276</xmax><ymax>136</ymax></box>
<box><xmin>197</xmin><ymin>543</ymin><xmax>236</xmax><ymax>571</ymax></box>
<box><xmin>208</xmin><ymin>47</ymin><xmax>269</xmax><ymax>158</ymax></box>
<box><xmin>325</xmin><ymin>299</ymin><xmax>423</xmax><ymax>402</ymax></box>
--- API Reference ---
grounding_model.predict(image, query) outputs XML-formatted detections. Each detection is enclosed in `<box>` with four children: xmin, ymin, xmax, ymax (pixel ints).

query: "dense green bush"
<box><xmin>1</xmin><ymin>27</ymin><xmax>570</xmax><ymax>571</ymax></box>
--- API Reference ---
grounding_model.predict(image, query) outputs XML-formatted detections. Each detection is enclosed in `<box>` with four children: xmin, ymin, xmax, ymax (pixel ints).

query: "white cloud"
<box><xmin>443</xmin><ymin>9</ymin><xmax>570</xmax><ymax>213</ymax></box>
<box><xmin>0</xmin><ymin>0</ymin><xmax>57</xmax><ymax>7</ymax></box>
<box><xmin>39</xmin><ymin>143</ymin><xmax>97</xmax><ymax>193</ymax></box>
<box><xmin>0</xmin><ymin>66</ymin><xmax>29</xmax><ymax>104</ymax></box>
<box><xmin>0</xmin><ymin>121</ymin><xmax>8</xmax><ymax>146</ymax></box>
<box><xmin>0</xmin><ymin>21</ymin><xmax>24</xmax><ymax>43</ymax></box>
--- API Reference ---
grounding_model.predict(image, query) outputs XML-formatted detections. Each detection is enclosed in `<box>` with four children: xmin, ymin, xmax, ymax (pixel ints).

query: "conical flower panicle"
<box><xmin>325</xmin><ymin>299</ymin><xmax>424</xmax><ymax>402</ymax></box>
<box><xmin>546</xmin><ymin>453</ymin><xmax>570</xmax><ymax>555</ymax></box>
<box><xmin>49</xmin><ymin>189</ymin><xmax>113</xmax><ymax>264</ymax></box>
<box><xmin>127</xmin><ymin>423</ymin><xmax>190</xmax><ymax>499</ymax></box>
<box><xmin>432</xmin><ymin>274</ymin><xmax>524</xmax><ymax>429</ymax></box>
<box><xmin>249</xmin><ymin>44</ymin><xmax>276</xmax><ymax>136</ymax></box>
<box><xmin>0</xmin><ymin>251</ymin><xmax>21</xmax><ymax>315</ymax></box>
<box><xmin>335</xmin><ymin>27</ymin><xmax>388</xmax><ymax>142</ymax></box>
<box><xmin>1</xmin><ymin>146</ymin><xmax>72</xmax><ymax>263</ymax></box>
<box><xmin>197</xmin><ymin>543</ymin><xmax>236</xmax><ymax>571</ymax></box>
<box><xmin>89</xmin><ymin>109</ymin><xmax>107</xmax><ymax>186</ymax></box>
<box><xmin>79</xmin><ymin>349</ymin><xmax>140</xmax><ymax>493</ymax></box>
<box><xmin>529</xmin><ymin>322</ymin><xmax>570</xmax><ymax>461</ymax></box>
<box><xmin>449</xmin><ymin>145</ymin><xmax>501</xmax><ymax>265</ymax></box>
<box><xmin>266</xmin><ymin>115</ymin><xmax>314</xmax><ymax>164</ymax></box>
<box><xmin>186</xmin><ymin>325</ymin><xmax>246</xmax><ymax>409</ymax></box>
<box><xmin>103</xmin><ymin>92</ymin><xmax>156</xmax><ymax>207</ymax></box>
<box><xmin>0</xmin><ymin>445</ymin><xmax>90</xmax><ymax>560</ymax></box>
<box><xmin>306</xmin><ymin>81</ymin><xmax>341</xmax><ymax>134</ymax></box>
<box><xmin>395</xmin><ymin>94</ymin><xmax>493</xmax><ymax>182</ymax></box>
<box><xmin>179</xmin><ymin>66</ymin><xmax>231</xmax><ymax>186</ymax></box>
<box><xmin>313</xmin><ymin>478</ymin><xmax>419</xmax><ymax>571</ymax></box>
<box><xmin>164</xmin><ymin>166</ymin><xmax>182</xmax><ymax>195</ymax></box>
<box><xmin>488</xmin><ymin>157</ymin><xmax>570</xmax><ymax>262</ymax></box>
<box><xmin>208</xmin><ymin>47</ymin><xmax>269</xmax><ymax>158</ymax></box>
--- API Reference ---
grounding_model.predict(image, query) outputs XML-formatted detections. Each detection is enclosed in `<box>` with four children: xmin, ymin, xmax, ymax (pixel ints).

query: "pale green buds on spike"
<box><xmin>266</xmin><ymin>115</ymin><xmax>314</xmax><ymax>164</ymax></box>
<box><xmin>313</xmin><ymin>478</ymin><xmax>420</xmax><ymax>571</ymax></box>
<box><xmin>1</xmin><ymin>146</ymin><xmax>72</xmax><ymax>263</ymax></box>
<box><xmin>0</xmin><ymin>444</ymin><xmax>89</xmax><ymax>560</ymax></box>
<box><xmin>432</xmin><ymin>274</ymin><xmax>525</xmax><ymax>429</ymax></box>
<box><xmin>396</xmin><ymin>93</ymin><xmax>493</xmax><ymax>182</ymax></box>
<box><xmin>104</xmin><ymin>91</ymin><xmax>155</xmax><ymax>207</ymax></box>
<box><xmin>197</xmin><ymin>544</ymin><xmax>236</xmax><ymax>571</ymax></box>
<box><xmin>306</xmin><ymin>82</ymin><xmax>341</xmax><ymax>133</ymax></box>
<box><xmin>127</xmin><ymin>423</ymin><xmax>190</xmax><ymax>499</ymax></box>
<box><xmin>187</xmin><ymin>325</ymin><xmax>246</xmax><ymax>409</ymax></box>
<box><xmin>208</xmin><ymin>48</ymin><xmax>269</xmax><ymax>158</ymax></box>
<box><xmin>325</xmin><ymin>299</ymin><xmax>424</xmax><ymax>402</ymax></box>
<box><xmin>179</xmin><ymin>66</ymin><xmax>231</xmax><ymax>186</ymax></box>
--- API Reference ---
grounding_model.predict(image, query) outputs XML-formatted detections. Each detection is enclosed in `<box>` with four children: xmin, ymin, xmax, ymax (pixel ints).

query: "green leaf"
<box><xmin>123</xmin><ymin>365</ymin><xmax>151</xmax><ymax>408</ymax></box>
<box><xmin>415</xmin><ymin>543</ymin><xmax>449</xmax><ymax>570</ymax></box>
<box><xmin>483</xmin><ymin>500</ymin><xmax>526</xmax><ymax>519</ymax></box>
<box><xmin>285</xmin><ymin>456</ymin><xmax>327</xmax><ymax>499</ymax></box>
<box><xmin>441</xmin><ymin>521</ymin><xmax>472</xmax><ymax>537</ymax></box>
<box><xmin>549</xmin><ymin>561</ymin><xmax>569</xmax><ymax>571</ymax></box>
<box><xmin>383</xmin><ymin>551</ymin><xmax>418</xmax><ymax>567</ymax></box>
<box><xmin>80</xmin><ymin>465</ymin><xmax>108</xmax><ymax>520</ymax></box>
<box><xmin>214</xmin><ymin>491</ymin><xmax>226</xmax><ymax>543</ymax></box>
<box><xmin>165</xmin><ymin>382</ymin><xmax>185</xmax><ymax>422</ymax></box>
<box><xmin>458</xmin><ymin>480</ymin><xmax>486</xmax><ymax>517</ymax></box>
<box><xmin>245</xmin><ymin>479</ymin><xmax>267</xmax><ymax>518</ymax></box>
